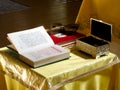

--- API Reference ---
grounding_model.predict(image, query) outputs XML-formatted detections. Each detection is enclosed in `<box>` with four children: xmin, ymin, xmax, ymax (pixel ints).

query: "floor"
<box><xmin>0</xmin><ymin>0</ymin><xmax>119</xmax><ymax>58</ymax></box>
<box><xmin>0</xmin><ymin>0</ymin><xmax>82</xmax><ymax>47</ymax></box>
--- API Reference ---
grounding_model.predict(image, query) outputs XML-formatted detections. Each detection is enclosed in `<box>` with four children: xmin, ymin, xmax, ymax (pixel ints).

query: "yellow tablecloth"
<box><xmin>0</xmin><ymin>47</ymin><xmax>120</xmax><ymax>90</ymax></box>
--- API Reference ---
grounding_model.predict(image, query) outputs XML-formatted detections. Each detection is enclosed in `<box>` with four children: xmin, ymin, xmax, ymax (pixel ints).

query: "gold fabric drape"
<box><xmin>0</xmin><ymin>47</ymin><xmax>48</xmax><ymax>90</ymax></box>
<box><xmin>0</xmin><ymin>47</ymin><xmax>119</xmax><ymax>90</ymax></box>
<box><xmin>76</xmin><ymin>0</ymin><xmax>120</xmax><ymax>43</ymax></box>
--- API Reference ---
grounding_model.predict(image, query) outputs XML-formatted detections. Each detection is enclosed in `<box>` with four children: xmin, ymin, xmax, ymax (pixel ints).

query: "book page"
<box><xmin>21</xmin><ymin>45</ymin><xmax>69</xmax><ymax>61</ymax></box>
<box><xmin>7</xmin><ymin>26</ymin><xmax>54</xmax><ymax>53</ymax></box>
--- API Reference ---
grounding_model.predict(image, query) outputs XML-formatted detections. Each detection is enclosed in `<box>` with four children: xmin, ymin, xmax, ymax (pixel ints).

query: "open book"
<box><xmin>7</xmin><ymin>26</ymin><xmax>70</xmax><ymax>67</ymax></box>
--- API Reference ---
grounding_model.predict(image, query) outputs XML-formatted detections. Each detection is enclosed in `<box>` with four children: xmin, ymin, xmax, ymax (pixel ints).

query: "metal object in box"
<box><xmin>76</xmin><ymin>18</ymin><xmax>112</xmax><ymax>58</ymax></box>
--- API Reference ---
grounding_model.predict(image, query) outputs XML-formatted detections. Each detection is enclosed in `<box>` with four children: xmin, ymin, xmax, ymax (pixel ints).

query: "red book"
<box><xmin>50</xmin><ymin>33</ymin><xmax>85</xmax><ymax>47</ymax></box>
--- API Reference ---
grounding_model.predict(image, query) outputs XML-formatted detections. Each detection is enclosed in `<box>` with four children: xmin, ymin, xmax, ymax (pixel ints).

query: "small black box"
<box><xmin>76</xmin><ymin>18</ymin><xmax>112</xmax><ymax>58</ymax></box>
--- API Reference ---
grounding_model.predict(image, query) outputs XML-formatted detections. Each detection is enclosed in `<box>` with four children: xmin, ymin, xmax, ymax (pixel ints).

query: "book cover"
<box><xmin>50</xmin><ymin>32</ymin><xmax>85</xmax><ymax>47</ymax></box>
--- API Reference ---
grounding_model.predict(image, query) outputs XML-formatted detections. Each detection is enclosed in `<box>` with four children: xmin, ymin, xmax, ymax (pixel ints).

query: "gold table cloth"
<box><xmin>0</xmin><ymin>47</ymin><xmax>119</xmax><ymax>90</ymax></box>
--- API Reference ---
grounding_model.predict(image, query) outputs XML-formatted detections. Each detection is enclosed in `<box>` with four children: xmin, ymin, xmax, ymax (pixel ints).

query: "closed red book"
<box><xmin>50</xmin><ymin>33</ymin><xmax>85</xmax><ymax>47</ymax></box>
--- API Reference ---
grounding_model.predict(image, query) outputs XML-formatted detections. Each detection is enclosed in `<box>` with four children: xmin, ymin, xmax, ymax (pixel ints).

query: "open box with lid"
<box><xmin>76</xmin><ymin>18</ymin><xmax>112</xmax><ymax>58</ymax></box>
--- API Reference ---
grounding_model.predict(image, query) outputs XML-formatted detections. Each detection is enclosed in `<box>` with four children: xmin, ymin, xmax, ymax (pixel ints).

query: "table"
<box><xmin>0</xmin><ymin>47</ymin><xmax>120</xmax><ymax>90</ymax></box>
